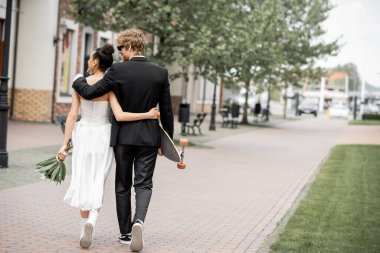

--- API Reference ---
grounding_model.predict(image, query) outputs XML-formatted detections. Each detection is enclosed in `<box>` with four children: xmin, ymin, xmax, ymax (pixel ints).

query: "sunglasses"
<box><xmin>117</xmin><ymin>45</ymin><xmax>125</xmax><ymax>51</ymax></box>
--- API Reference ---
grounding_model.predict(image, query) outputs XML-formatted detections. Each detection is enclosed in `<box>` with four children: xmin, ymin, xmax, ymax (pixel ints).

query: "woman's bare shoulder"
<box><xmin>82</xmin><ymin>76</ymin><xmax>109</xmax><ymax>101</ymax></box>
<box><xmin>85</xmin><ymin>76</ymin><xmax>98</xmax><ymax>86</ymax></box>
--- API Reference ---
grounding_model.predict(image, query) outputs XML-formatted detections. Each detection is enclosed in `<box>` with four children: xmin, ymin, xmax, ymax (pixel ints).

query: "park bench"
<box><xmin>220</xmin><ymin>108</ymin><xmax>231</xmax><ymax>128</ymax></box>
<box><xmin>186</xmin><ymin>113</ymin><xmax>207</xmax><ymax>135</ymax></box>
<box><xmin>220</xmin><ymin>103</ymin><xmax>240</xmax><ymax>128</ymax></box>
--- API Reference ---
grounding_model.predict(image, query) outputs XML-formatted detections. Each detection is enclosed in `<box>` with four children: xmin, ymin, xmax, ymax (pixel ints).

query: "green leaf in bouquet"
<box><xmin>37</xmin><ymin>158</ymin><xmax>58</xmax><ymax>173</ymax></box>
<box><xmin>55</xmin><ymin>162</ymin><xmax>66</xmax><ymax>184</ymax></box>
<box><xmin>46</xmin><ymin>162</ymin><xmax>60</xmax><ymax>179</ymax></box>
<box><xmin>51</xmin><ymin>163</ymin><xmax>61</xmax><ymax>182</ymax></box>
<box><xmin>56</xmin><ymin>164</ymin><xmax>63</xmax><ymax>184</ymax></box>
<box><xmin>56</xmin><ymin>163</ymin><xmax>64</xmax><ymax>180</ymax></box>
<box><xmin>44</xmin><ymin>170</ymin><xmax>50</xmax><ymax>178</ymax></box>
<box><xmin>36</xmin><ymin>157</ymin><xmax>57</xmax><ymax>168</ymax></box>
<box><xmin>62</xmin><ymin>163</ymin><xmax>66</xmax><ymax>181</ymax></box>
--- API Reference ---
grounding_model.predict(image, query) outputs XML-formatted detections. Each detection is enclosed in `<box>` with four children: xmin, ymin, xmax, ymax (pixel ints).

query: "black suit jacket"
<box><xmin>72</xmin><ymin>57</ymin><xmax>174</xmax><ymax>147</ymax></box>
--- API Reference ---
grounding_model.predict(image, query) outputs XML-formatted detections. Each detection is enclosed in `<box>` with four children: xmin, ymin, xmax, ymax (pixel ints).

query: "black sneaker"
<box><xmin>119</xmin><ymin>233</ymin><xmax>131</xmax><ymax>244</ymax></box>
<box><xmin>130</xmin><ymin>219</ymin><xmax>144</xmax><ymax>252</ymax></box>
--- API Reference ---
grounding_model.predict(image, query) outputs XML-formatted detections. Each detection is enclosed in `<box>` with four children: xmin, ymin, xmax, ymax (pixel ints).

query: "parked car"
<box><xmin>297</xmin><ymin>99</ymin><xmax>318</xmax><ymax>117</ymax></box>
<box><xmin>329</xmin><ymin>101</ymin><xmax>350</xmax><ymax>119</ymax></box>
<box><xmin>363</xmin><ymin>103</ymin><xmax>380</xmax><ymax>114</ymax></box>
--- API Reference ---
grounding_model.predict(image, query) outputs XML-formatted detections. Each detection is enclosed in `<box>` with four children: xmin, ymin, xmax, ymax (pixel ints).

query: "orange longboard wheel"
<box><xmin>177</xmin><ymin>162</ymin><xmax>186</xmax><ymax>169</ymax></box>
<box><xmin>179</xmin><ymin>138</ymin><xmax>189</xmax><ymax>146</ymax></box>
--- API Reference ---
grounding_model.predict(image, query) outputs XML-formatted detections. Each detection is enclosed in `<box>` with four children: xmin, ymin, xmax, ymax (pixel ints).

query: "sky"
<box><xmin>321</xmin><ymin>0</ymin><xmax>380</xmax><ymax>87</ymax></box>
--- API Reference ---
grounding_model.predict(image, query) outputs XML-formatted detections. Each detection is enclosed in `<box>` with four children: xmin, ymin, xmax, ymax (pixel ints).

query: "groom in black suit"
<box><xmin>72</xmin><ymin>29</ymin><xmax>174</xmax><ymax>252</ymax></box>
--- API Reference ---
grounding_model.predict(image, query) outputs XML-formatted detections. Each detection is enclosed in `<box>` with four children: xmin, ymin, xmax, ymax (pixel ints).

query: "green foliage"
<box><xmin>270</xmin><ymin>87</ymin><xmax>281</xmax><ymax>102</ymax></box>
<box><xmin>71</xmin><ymin>0</ymin><xmax>190</xmax><ymax>66</ymax></box>
<box><xmin>362</xmin><ymin>114</ymin><xmax>380</xmax><ymax>120</ymax></box>
<box><xmin>280</xmin><ymin>0</ymin><xmax>340</xmax><ymax>86</ymax></box>
<box><xmin>349</xmin><ymin>119</ymin><xmax>380</xmax><ymax>125</ymax></box>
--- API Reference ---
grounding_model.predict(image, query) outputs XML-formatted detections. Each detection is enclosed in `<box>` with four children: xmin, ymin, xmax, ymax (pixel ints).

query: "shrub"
<box><xmin>362</xmin><ymin>114</ymin><xmax>380</xmax><ymax>120</ymax></box>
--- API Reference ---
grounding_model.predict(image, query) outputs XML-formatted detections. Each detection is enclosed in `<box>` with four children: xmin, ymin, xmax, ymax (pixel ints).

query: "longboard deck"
<box><xmin>160</xmin><ymin>126</ymin><xmax>181</xmax><ymax>163</ymax></box>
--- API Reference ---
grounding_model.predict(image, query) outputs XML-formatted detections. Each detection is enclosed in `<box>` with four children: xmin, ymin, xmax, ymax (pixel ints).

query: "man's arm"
<box><xmin>72</xmin><ymin>65</ymin><xmax>116</xmax><ymax>100</ymax></box>
<box><xmin>159</xmin><ymin>70</ymin><xmax>174</xmax><ymax>139</ymax></box>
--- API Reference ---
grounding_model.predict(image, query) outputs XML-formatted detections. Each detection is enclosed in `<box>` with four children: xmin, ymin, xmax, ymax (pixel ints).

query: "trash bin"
<box><xmin>178</xmin><ymin>103</ymin><xmax>190</xmax><ymax>136</ymax></box>
<box><xmin>231</xmin><ymin>103</ymin><xmax>240</xmax><ymax>128</ymax></box>
<box><xmin>231</xmin><ymin>103</ymin><xmax>240</xmax><ymax>118</ymax></box>
<box><xmin>178</xmin><ymin>103</ymin><xmax>190</xmax><ymax>123</ymax></box>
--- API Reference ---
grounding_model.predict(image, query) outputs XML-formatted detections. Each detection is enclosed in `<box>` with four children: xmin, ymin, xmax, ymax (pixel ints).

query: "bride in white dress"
<box><xmin>56</xmin><ymin>43</ymin><xmax>159</xmax><ymax>249</ymax></box>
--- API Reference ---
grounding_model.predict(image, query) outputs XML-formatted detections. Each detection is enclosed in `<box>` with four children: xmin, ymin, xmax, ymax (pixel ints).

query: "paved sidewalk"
<box><xmin>1</xmin><ymin>117</ymin><xmax>350</xmax><ymax>252</ymax></box>
<box><xmin>7</xmin><ymin>121</ymin><xmax>63</xmax><ymax>151</ymax></box>
<box><xmin>1</xmin><ymin>116</ymin><xmax>286</xmax><ymax>190</ymax></box>
<box><xmin>336</xmin><ymin>123</ymin><xmax>380</xmax><ymax>144</ymax></box>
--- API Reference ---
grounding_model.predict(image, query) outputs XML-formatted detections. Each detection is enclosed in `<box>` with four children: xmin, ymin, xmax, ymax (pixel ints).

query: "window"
<box><xmin>100</xmin><ymin>37</ymin><xmax>108</xmax><ymax>46</ymax></box>
<box><xmin>97</xmin><ymin>31</ymin><xmax>113</xmax><ymax>48</ymax></box>
<box><xmin>83</xmin><ymin>33</ymin><xmax>93</xmax><ymax>75</ymax></box>
<box><xmin>60</xmin><ymin>29</ymin><xmax>74</xmax><ymax>97</ymax></box>
<box><xmin>55</xmin><ymin>19</ymin><xmax>79</xmax><ymax>103</ymax></box>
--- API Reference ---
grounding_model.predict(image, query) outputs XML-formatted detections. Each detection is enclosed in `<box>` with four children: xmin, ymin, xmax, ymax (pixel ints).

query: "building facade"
<box><xmin>325</xmin><ymin>71</ymin><xmax>349</xmax><ymax>92</ymax></box>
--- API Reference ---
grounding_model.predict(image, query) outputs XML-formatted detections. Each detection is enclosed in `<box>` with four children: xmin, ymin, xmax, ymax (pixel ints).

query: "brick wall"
<box><xmin>195</xmin><ymin>103</ymin><xmax>213</xmax><ymax>113</ymax></box>
<box><xmin>54</xmin><ymin>102</ymin><xmax>71</xmax><ymax>119</ymax></box>
<box><xmin>12</xmin><ymin>88</ymin><xmax>52</xmax><ymax>122</ymax></box>
<box><xmin>60</xmin><ymin>0</ymin><xmax>71</xmax><ymax>19</ymax></box>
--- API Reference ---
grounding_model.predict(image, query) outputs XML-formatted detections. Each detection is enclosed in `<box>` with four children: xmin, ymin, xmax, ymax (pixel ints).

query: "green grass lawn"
<box><xmin>349</xmin><ymin>120</ymin><xmax>380</xmax><ymax>125</ymax></box>
<box><xmin>270</xmin><ymin>145</ymin><xmax>380</xmax><ymax>253</ymax></box>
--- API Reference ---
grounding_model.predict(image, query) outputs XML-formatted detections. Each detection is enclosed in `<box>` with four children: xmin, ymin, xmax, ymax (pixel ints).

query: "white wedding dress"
<box><xmin>64</xmin><ymin>99</ymin><xmax>113</xmax><ymax>210</ymax></box>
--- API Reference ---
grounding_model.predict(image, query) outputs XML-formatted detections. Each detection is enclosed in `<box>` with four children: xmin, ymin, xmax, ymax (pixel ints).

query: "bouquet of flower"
<box><xmin>36</xmin><ymin>141</ymin><xmax>73</xmax><ymax>184</ymax></box>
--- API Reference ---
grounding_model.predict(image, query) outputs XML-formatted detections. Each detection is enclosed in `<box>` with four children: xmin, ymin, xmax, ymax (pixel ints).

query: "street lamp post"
<box><xmin>0</xmin><ymin>0</ymin><xmax>13</xmax><ymax>168</ymax></box>
<box><xmin>209</xmin><ymin>81</ymin><xmax>217</xmax><ymax>131</ymax></box>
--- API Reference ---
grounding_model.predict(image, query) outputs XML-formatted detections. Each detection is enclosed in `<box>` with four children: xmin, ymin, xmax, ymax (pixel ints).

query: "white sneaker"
<box><xmin>80</xmin><ymin>223</ymin><xmax>93</xmax><ymax>248</ymax></box>
<box><xmin>130</xmin><ymin>220</ymin><xmax>144</xmax><ymax>252</ymax></box>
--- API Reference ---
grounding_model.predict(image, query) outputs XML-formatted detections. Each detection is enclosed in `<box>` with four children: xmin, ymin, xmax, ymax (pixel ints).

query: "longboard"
<box><xmin>159</xmin><ymin>125</ymin><xmax>188</xmax><ymax>169</ymax></box>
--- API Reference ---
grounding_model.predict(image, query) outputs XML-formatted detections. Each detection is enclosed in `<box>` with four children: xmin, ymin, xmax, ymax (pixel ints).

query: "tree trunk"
<box><xmin>283</xmin><ymin>82</ymin><xmax>288</xmax><ymax>119</ymax></box>
<box><xmin>209</xmin><ymin>75</ymin><xmax>218</xmax><ymax>131</ymax></box>
<box><xmin>266</xmin><ymin>85</ymin><xmax>271</xmax><ymax>121</ymax></box>
<box><xmin>181</xmin><ymin>66</ymin><xmax>189</xmax><ymax>103</ymax></box>
<box><xmin>201</xmin><ymin>75</ymin><xmax>207</xmax><ymax>112</ymax></box>
<box><xmin>241</xmin><ymin>79</ymin><xmax>250</xmax><ymax>124</ymax></box>
<box><xmin>219</xmin><ymin>75</ymin><xmax>224</xmax><ymax>110</ymax></box>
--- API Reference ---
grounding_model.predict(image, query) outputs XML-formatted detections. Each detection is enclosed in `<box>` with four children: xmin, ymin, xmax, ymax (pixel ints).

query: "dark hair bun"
<box><xmin>94</xmin><ymin>43</ymin><xmax>114</xmax><ymax>71</ymax></box>
<box><xmin>101</xmin><ymin>43</ymin><xmax>115</xmax><ymax>55</ymax></box>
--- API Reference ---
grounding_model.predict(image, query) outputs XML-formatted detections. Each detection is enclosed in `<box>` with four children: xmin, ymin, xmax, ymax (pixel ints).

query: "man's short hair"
<box><xmin>117</xmin><ymin>29</ymin><xmax>145</xmax><ymax>54</ymax></box>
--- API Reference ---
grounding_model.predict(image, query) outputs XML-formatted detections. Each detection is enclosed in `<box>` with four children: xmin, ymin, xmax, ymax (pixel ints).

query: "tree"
<box><xmin>70</xmin><ymin>0</ymin><xmax>195</xmax><ymax>66</ymax></box>
<box><xmin>230</xmin><ymin>0</ymin><xmax>285</xmax><ymax>124</ymax></box>
<box><xmin>279</xmin><ymin>0</ymin><xmax>340</xmax><ymax>118</ymax></box>
<box><xmin>188</xmin><ymin>0</ymin><xmax>243</xmax><ymax>129</ymax></box>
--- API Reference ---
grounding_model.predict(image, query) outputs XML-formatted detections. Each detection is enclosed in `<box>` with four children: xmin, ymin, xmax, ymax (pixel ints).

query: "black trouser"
<box><xmin>114</xmin><ymin>145</ymin><xmax>158</xmax><ymax>234</ymax></box>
